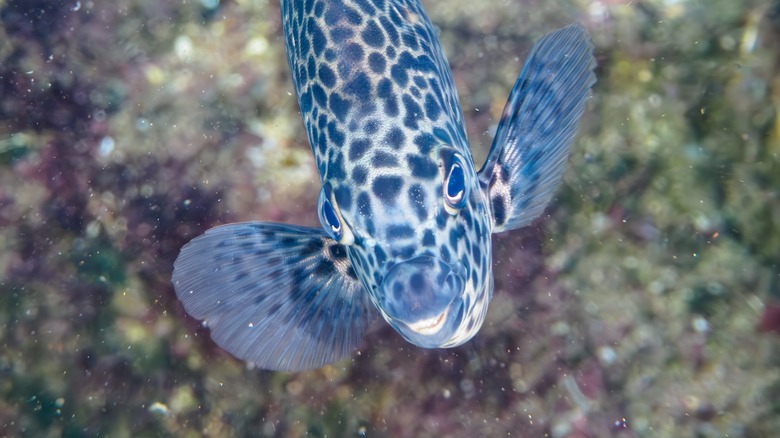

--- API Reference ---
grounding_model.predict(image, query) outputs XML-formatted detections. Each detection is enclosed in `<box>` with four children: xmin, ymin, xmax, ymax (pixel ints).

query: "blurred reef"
<box><xmin>1</xmin><ymin>0</ymin><xmax>779</xmax><ymax>436</ymax></box>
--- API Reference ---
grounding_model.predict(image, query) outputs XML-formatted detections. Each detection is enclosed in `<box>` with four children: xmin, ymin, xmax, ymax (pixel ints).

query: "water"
<box><xmin>1</xmin><ymin>0</ymin><xmax>778</xmax><ymax>436</ymax></box>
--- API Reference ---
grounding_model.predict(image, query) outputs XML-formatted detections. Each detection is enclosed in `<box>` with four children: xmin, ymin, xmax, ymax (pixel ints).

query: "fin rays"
<box><xmin>479</xmin><ymin>24</ymin><xmax>596</xmax><ymax>232</ymax></box>
<box><xmin>172</xmin><ymin>222</ymin><xmax>376</xmax><ymax>372</ymax></box>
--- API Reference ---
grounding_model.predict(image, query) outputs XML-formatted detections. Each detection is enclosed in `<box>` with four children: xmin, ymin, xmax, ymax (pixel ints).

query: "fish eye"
<box><xmin>440</xmin><ymin>147</ymin><xmax>470</xmax><ymax>214</ymax></box>
<box><xmin>321</xmin><ymin>198</ymin><xmax>341</xmax><ymax>238</ymax></box>
<box><xmin>317</xmin><ymin>182</ymin><xmax>355</xmax><ymax>245</ymax></box>
<box><xmin>446</xmin><ymin>162</ymin><xmax>465</xmax><ymax>204</ymax></box>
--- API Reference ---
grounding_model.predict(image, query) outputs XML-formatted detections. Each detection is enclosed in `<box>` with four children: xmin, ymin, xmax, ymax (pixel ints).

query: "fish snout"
<box><xmin>379</xmin><ymin>256</ymin><xmax>465</xmax><ymax>348</ymax></box>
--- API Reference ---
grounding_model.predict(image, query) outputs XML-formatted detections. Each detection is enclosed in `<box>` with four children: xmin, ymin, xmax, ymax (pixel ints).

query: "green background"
<box><xmin>1</xmin><ymin>0</ymin><xmax>778</xmax><ymax>436</ymax></box>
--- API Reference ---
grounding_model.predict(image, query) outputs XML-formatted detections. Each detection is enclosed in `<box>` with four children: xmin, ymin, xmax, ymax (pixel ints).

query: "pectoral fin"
<box><xmin>172</xmin><ymin>222</ymin><xmax>376</xmax><ymax>372</ymax></box>
<box><xmin>479</xmin><ymin>24</ymin><xmax>596</xmax><ymax>233</ymax></box>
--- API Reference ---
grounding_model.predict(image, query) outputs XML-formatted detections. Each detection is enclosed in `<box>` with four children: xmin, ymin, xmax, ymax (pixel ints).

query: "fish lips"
<box><xmin>378</xmin><ymin>255</ymin><xmax>466</xmax><ymax>348</ymax></box>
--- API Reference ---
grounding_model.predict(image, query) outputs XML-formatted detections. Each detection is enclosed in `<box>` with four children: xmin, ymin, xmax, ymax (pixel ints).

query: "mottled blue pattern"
<box><xmin>172</xmin><ymin>0</ymin><xmax>596</xmax><ymax>371</ymax></box>
<box><xmin>282</xmin><ymin>0</ymin><xmax>492</xmax><ymax>350</ymax></box>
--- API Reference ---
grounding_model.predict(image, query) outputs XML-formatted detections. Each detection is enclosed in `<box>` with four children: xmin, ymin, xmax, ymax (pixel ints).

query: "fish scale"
<box><xmin>172</xmin><ymin>0</ymin><xmax>596</xmax><ymax>371</ymax></box>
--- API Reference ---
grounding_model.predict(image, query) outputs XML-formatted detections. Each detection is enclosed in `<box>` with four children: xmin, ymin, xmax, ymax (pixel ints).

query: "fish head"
<box><xmin>317</xmin><ymin>140</ymin><xmax>494</xmax><ymax>349</ymax></box>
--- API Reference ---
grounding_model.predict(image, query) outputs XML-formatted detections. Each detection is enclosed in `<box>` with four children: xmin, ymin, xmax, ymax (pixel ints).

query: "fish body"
<box><xmin>173</xmin><ymin>0</ymin><xmax>596</xmax><ymax>371</ymax></box>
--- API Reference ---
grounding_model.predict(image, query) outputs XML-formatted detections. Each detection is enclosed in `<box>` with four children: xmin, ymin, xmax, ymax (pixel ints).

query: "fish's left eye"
<box><xmin>440</xmin><ymin>147</ymin><xmax>470</xmax><ymax>214</ymax></box>
<box><xmin>446</xmin><ymin>162</ymin><xmax>465</xmax><ymax>205</ymax></box>
<box><xmin>317</xmin><ymin>182</ymin><xmax>355</xmax><ymax>245</ymax></box>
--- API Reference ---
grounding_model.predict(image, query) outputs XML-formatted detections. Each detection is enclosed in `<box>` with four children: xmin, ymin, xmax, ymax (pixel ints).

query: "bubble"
<box><xmin>98</xmin><ymin>136</ymin><xmax>115</xmax><ymax>156</ymax></box>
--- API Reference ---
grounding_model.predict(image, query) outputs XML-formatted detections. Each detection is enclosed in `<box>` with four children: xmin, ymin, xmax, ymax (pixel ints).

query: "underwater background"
<box><xmin>1</xmin><ymin>0</ymin><xmax>779</xmax><ymax>436</ymax></box>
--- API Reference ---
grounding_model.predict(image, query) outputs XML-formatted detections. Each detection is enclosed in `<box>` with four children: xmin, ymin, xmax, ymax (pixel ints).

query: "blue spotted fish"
<box><xmin>172</xmin><ymin>0</ymin><xmax>596</xmax><ymax>371</ymax></box>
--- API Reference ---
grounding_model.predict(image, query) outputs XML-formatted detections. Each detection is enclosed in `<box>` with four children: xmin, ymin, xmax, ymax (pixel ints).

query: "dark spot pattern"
<box><xmin>379</xmin><ymin>16</ymin><xmax>399</xmax><ymax>45</ymax></box>
<box><xmin>330</xmin><ymin>26</ymin><xmax>354</xmax><ymax>44</ymax></box>
<box><xmin>374</xmin><ymin>245</ymin><xmax>387</xmax><ymax>264</ymax></box>
<box><xmin>319</xmin><ymin>64</ymin><xmax>337</xmax><ymax>87</ymax></box>
<box><xmin>363</xmin><ymin>119</ymin><xmax>379</xmax><ymax>134</ymax></box>
<box><xmin>329</xmin><ymin>93</ymin><xmax>351</xmax><ymax>122</ymax></box>
<box><xmin>357</xmin><ymin>191</ymin><xmax>372</xmax><ymax>216</ymax></box>
<box><xmin>327</xmin><ymin>121</ymin><xmax>345</xmax><ymax>147</ymax></box>
<box><xmin>402</xmin><ymin>94</ymin><xmax>422</xmax><ymax>129</ymax></box>
<box><xmin>491</xmin><ymin>194</ymin><xmax>507</xmax><ymax>228</ymax></box>
<box><xmin>349</xmin><ymin>138</ymin><xmax>371</xmax><ymax>160</ymax></box>
<box><xmin>352</xmin><ymin>165</ymin><xmax>368</xmax><ymax>184</ymax></box>
<box><xmin>377</xmin><ymin>78</ymin><xmax>399</xmax><ymax>117</ymax></box>
<box><xmin>439</xmin><ymin>245</ymin><xmax>451</xmax><ymax>263</ymax></box>
<box><xmin>422</xmin><ymin>229</ymin><xmax>435</xmax><ymax>247</ymax></box>
<box><xmin>413</xmin><ymin>133</ymin><xmax>436</xmax><ymax>154</ymax></box>
<box><xmin>424</xmin><ymin>94</ymin><xmax>441</xmax><ymax>120</ymax></box>
<box><xmin>390</xmin><ymin>63</ymin><xmax>409</xmax><ymax>87</ymax></box>
<box><xmin>402</xmin><ymin>31</ymin><xmax>419</xmax><ymax>50</ymax></box>
<box><xmin>361</xmin><ymin>20</ymin><xmax>385</xmax><ymax>47</ymax></box>
<box><xmin>354</xmin><ymin>0</ymin><xmax>378</xmax><ymax>15</ymax></box>
<box><xmin>334</xmin><ymin>185</ymin><xmax>353</xmax><ymax>210</ymax></box>
<box><xmin>406</xmin><ymin>154</ymin><xmax>437</xmax><ymax>179</ymax></box>
<box><xmin>384</xmin><ymin>127</ymin><xmax>405</xmax><ymax>149</ymax></box>
<box><xmin>312</xmin><ymin>83</ymin><xmax>328</xmax><ymax>106</ymax></box>
<box><xmin>408</xmin><ymin>183</ymin><xmax>427</xmax><ymax>220</ymax></box>
<box><xmin>373</xmin><ymin>151</ymin><xmax>399</xmax><ymax>167</ymax></box>
<box><xmin>386</xmin><ymin>224</ymin><xmax>415</xmax><ymax>239</ymax></box>
<box><xmin>279</xmin><ymin>0</ymin><xmax>495</xmax><ymax>352</ymax></box>
<box><xmin>344</xmin><ymin>43</ymin><xmax>364</xmax><ymax>62</ymax></box>
<box><xmin>372</xmin><ymin>175</ymin><xmax>403</xmax><ymax>204</ymax></box>
<box><xmin>345</xmin><ymin>72</ymin><xmax>372</xmax><ymax>96</ymax></box>
<box><xmin>368</xmin><ymin>52</ymin><xmax>386</xmax><ymax>73</ymax></box>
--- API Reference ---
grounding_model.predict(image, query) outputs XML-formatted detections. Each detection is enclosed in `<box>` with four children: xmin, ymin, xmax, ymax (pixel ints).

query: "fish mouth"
<box><xmin>378</xmin><ymin>255</ymin><xmax>465</xmax><ymax>347</ymax></box>
<box><xmin>405</xmin><ymin>308</ymin><xmax>449</xmax><ymax>336</ymax></box>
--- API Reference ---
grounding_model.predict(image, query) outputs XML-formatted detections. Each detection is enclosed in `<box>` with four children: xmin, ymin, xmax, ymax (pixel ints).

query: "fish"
<box><xmin>172</xmin><ymin>0</ymin><xmax>596</xmax><ymax>372</ymax></box>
